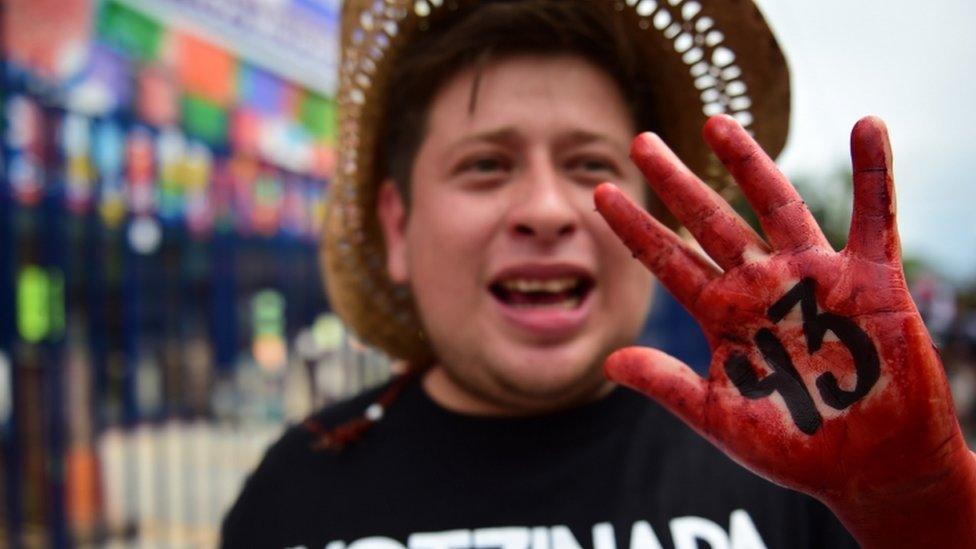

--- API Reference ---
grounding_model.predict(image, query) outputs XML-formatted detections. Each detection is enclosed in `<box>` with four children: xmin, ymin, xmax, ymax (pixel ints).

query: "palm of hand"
<box><xmin>595</xmin><ymin>115</ymin><xmax>965</xmax><ymax>507</ymax></box>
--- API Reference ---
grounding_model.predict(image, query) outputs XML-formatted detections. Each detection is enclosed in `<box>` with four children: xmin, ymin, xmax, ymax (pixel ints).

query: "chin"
<box><xmin>425</xmin><ymin>318</ymin><xmax>632</xmax><ymax>414</ymax></box>
<box><xmin>487</xmin><ymin>342</ymin><xmax>612</xmax><ymax>403</ymax></box>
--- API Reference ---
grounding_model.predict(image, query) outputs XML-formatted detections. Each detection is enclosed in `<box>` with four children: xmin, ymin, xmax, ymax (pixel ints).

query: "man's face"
<box><xmin>379</xmin><ymin>55</ymin><xmax>654</xmax><ymax>414</ymax></box>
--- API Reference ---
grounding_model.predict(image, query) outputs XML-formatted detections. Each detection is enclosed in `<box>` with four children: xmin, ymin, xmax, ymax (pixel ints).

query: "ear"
<box><xmin>377</xmin><ymin>180</ymin><xmax>409</xmax><ymax>283</ymax></box>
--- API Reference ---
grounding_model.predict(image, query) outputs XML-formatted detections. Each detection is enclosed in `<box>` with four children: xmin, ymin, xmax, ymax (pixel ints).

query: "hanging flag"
<box><xmin>176</xmin><ymin>32</ymin><xmax>235</xmax><ymax>107</ymax></box>
<box><xmin>136</xmin><ymin>63</ymin><xmax>178</xmax><ymax>128</ymax></box>
<box><xmin>229</xmin><ymin>108</ymin><xmax>262</xmax><ymax>157</ymax></box>
<box><xmin>65</xmin><ymin>43</ymin><xmax>134</xmax><ymax>116</ymax></box>
<box><xmin>238</xmin><ymin>64</ymin><xmax>286</xmax><ymax>116</ymax></box>
<box><xmin>311</xmin><ymin>143</ymin><xmax>335</xmax><ymax>180</ymax></box>
<box><xmin>298</xmin><ymin>91</ymin><xmax>335</xmax><ymax>142</ymax></box>
<box><xmin>97</xmin><ymin>0</ymin><xmax>163</xmax><ymax>62</ymax></box>
<box><xmin>5</xmin><ymin>0</ymin><xmax>93</xmax><ymax>84</ymax></box>
<box><xmin>180</xmin><ymin>94</ymin><xmax>228</xmax><ymax>146</ymax></box>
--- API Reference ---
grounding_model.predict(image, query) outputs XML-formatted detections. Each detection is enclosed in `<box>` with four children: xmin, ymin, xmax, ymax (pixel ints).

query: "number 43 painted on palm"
<box><xmin>723</xmin><ymin>278</ymin><xmax>881</xmax><ymax>435</ymax></box>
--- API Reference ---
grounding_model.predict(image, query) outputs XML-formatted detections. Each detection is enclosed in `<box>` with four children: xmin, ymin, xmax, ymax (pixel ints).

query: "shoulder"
<box><xmin>250</xmin><ymin>379</ymin><xmax>394</xmax><ymax>475</ymax></box>
<box><xmin>220</xmin><ymin>379</ymin><xmax>396</xmax><ymax>546</ymax></box>
<box><xmin>307</xmin><ymin>380</ymin><xmax>395</xmax><ymax>427</ymax></box>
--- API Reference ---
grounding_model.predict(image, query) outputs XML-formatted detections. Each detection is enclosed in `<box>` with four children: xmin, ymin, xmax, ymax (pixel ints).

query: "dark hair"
<box><xmin>380</xmin><ymin>0</ymin><xmax>660</xmax><ymax>203</ymax></box>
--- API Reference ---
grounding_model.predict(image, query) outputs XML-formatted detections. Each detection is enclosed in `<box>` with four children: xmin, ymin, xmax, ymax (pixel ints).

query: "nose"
<box><xmin>508</xmin><ymin>156</ymin><xmax>578</xmax><ymax>243</ymax></box>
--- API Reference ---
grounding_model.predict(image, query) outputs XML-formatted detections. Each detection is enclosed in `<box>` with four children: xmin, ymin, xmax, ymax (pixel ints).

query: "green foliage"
<box><xmin>729</xmin><ymin>165</ymin><xmax>928</xmax><ymax>282</ymax></box>
<box><xmin>731</xmin><ymin>165</ymin><xmax>853</xmax><ymax>251</ymax></box>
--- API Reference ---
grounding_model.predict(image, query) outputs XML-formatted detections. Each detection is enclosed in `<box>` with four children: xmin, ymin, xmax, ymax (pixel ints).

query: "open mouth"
<box><xmin>489</xmin><ymin>275</ymin><xmax>595</xmax><ymax>310</ymax></box>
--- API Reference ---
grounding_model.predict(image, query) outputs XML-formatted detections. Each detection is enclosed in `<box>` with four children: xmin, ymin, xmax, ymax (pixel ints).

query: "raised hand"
<box><xmin>594</xmin><ymin>115</ymin><xmax>976</xmax><ymax>547</ymax></box>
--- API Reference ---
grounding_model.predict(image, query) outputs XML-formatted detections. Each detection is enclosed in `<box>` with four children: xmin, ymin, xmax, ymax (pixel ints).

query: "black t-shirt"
<box><xmin>221</xmin><ymin>378</ymin><xmax>858</xmax><ymax>548</ymax></box>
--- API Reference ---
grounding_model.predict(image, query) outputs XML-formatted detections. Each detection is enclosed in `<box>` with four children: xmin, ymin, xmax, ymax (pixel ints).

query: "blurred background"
<box><xmin>2</xmin><ymin>0</ymin><xmax>974</xmax><ymax>546</ymax></box>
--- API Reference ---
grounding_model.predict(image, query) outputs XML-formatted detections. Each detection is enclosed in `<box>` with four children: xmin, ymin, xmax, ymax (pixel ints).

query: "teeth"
<box><xmin>501</xmin><ymin>277</ymin><xmax>578</xmax><ymax>293</ymax></box>
<box><xmin>511</xmin><ymin>297</ymin><xmax>581</xmax><ymax>309</ymax></box>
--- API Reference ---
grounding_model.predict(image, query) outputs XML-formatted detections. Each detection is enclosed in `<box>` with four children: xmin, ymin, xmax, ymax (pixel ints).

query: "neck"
<box><xmin>421</xmin><ymin>365</ymin><xmax>616</xmax><ymax>417</ymax></box>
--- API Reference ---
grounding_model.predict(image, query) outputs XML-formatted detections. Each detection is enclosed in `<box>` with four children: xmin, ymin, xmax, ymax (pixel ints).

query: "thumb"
<box><xmin>605</xmin><ymin>346</ymin><xmax>709</xmax><ymax>431</ymax></box>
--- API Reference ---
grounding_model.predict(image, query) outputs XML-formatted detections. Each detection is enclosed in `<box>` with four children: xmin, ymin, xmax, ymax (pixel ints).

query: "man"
<box><xmin>223</xmin><ymin>2</ymin><xmax>976</xmax><ymax>547</ymax></box>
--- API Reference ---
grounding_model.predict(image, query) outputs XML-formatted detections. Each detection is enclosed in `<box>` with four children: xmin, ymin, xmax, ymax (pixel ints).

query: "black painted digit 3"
<box><xmin>767</xmin><ymin>278</ymin><xmax>881</xmax><ymax>410</ymax></box>
<box><xmin>723</xmin><ymin>278</ymin><xmax>881</xmax><ymax>434</ymax></box>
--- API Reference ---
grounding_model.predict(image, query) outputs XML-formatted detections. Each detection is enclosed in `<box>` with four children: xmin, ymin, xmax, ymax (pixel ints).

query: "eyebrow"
<box><xmin>444</xmin><ymin>128</ymin><xmax>523</xmax><ymax>157</ymax></box>
<box><xmin>555</xmin><ymin>130</ymin><xmax>630</xmax><ymax>157</ymax></box>
<box><xmin>446</xmin><ymin>128</ymin><xmax>630</xmax><ymax>157</ymax></box>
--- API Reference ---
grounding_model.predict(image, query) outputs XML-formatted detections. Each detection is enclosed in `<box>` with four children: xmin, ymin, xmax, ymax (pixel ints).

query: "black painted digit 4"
<box><xmin>723</xmin><ymin>278</ymin><xmax>881</xmax><ymax>435</ymax></box>
<box><xmin>724</xmin><ymin>331</ymin><xmax>823</xmax><ymax>435</ymax></box>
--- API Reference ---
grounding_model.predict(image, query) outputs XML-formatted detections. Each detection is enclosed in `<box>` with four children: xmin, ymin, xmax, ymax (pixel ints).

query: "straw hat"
<box><xmin>323</xmin><ymin>0</ymin><xmax>791</xmax><ymax>365</ymax></box>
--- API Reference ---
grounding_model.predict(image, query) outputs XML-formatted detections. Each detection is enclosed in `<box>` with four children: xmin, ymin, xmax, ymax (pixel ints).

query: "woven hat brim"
<box><xmin>324</xmin><ymin>0</ymin><xmax>790</xmax><ymax>364</ymax></box>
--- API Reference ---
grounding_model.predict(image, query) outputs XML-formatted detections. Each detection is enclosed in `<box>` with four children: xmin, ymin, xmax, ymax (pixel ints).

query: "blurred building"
<box><xmin>1</xmin><ymin>0</ymin><xmax>394</xmax><ymax>546</ymax></box>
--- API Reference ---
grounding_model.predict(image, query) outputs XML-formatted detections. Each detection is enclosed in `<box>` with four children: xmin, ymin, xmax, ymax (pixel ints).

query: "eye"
<box><xmin>468</xmin><ymin>157</ymin><xmax>507</xmax><ymax>173</ymax></box>
<box><xmin>565</xmin><ymin>155</ymin><xmax>620</xmax><ymax>179</ymax></box>
<box><xmin>580</xmin><ymin>159</ymin><xmax>613</xmax><ymax>171</ymax></box>
<box><xmin>454</xmin><ymin>154</ymin><xmax>512</xmax><ymax>176</ymax></box>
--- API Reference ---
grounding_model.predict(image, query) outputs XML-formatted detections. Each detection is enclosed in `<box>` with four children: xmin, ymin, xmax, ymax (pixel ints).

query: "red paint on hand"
<box><xmin>595</xmin><ymin>114</ymin><xmax>976</xmax><ymax>548</ymax></box>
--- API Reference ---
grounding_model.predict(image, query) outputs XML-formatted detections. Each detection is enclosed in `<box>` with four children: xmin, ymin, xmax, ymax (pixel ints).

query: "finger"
<box><xmin>604</xmin><ymin>346</ymin><xmax>709</xmax><ymax>433</ymax></box>
<box><xmin>630</xmin><ymin>132</ymin><xmax>769</xmax><ymax>269</ymax></box>
<box><xmin>845</xmin><ymin>116</ymin><xmax>900</xmax><ymax>264</ymax></box>
<box><xmin>595</xmin><ymin>183</ymin><xmax>718</xmax><ymax>315</ymax></box>
<box><xmin>703</xmin><ymin>115</ymin><xmax>830</xmax><ymax>251</ymax></box>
